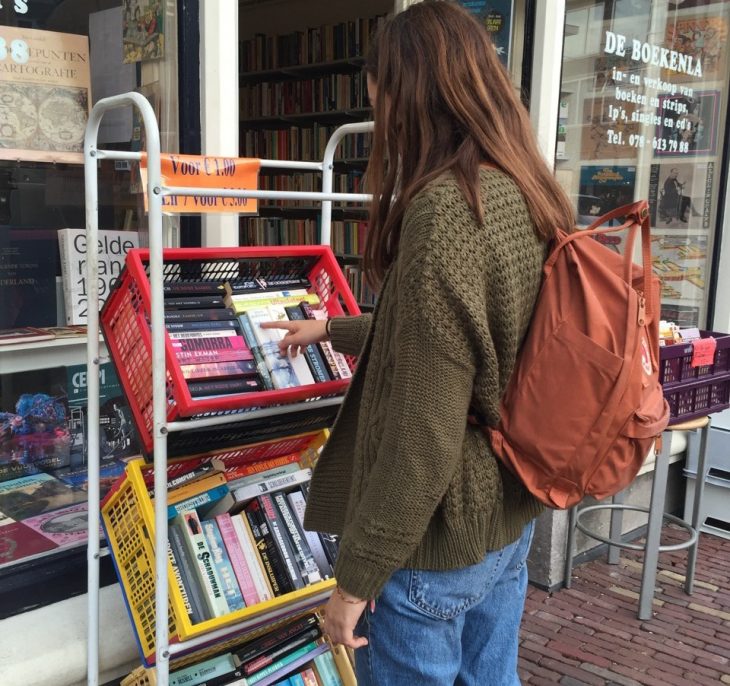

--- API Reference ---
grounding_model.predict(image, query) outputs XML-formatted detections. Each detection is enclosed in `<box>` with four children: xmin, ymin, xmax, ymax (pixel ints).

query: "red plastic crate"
<box><xmin>101</xmin><ymin>245</ymin><xmax>360</xmax><ymax>454</ymax></box>
<box><xmin>659</xmin><ymin>330</ymin><xmax>730</xmax><ymax>424</ymax></box>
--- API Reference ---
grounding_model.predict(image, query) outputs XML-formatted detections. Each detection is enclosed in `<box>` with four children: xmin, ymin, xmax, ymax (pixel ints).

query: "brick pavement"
<box><xmin>519</xmin><ymin>525</ymin><xmax>730</xmax><ymax>685</ymax></box>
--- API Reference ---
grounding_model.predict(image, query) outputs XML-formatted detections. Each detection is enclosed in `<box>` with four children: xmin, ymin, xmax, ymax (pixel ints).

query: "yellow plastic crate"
<box><xmin>120</xmin><ymin>620</ymin><xmax>357</xmax><ymax>686</ymax></box>
<box><xmin>102</xmin><ymin>429</ymin><xmax>334</xmax><ymax>666</ymax></box>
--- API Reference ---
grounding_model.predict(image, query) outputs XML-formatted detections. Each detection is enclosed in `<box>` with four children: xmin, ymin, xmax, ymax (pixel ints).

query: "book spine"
<box><xmin>313</xmin><ymin>651</ymin><xmax>343</xmax><ymax>686</ymax></box>
<box><xmin>188</xmin><ymin>378</ymin><xmax>262</xmax><ymax>397</ymax></box>
<box><xmin>202</xmin><ymin>519</ymin><xmax>246</xmax><ymax>612</ymax></box>
<box><xmin>287</xmin><ymin>490</ymin><xmax>333</xmax><ymax>579</ymax></box>
<box><xmin>169</xmin><ymin>652</ymin><xmax>237</xmax><ymax>686</ymax></box>
<box><xmin>232</xmin><ymin>468</ymin><xmax>313</xmax><ymax>508</ymax></box>
<box><xmin>169</xmin><ymin>329</ymin><xmax>240</xmax><ymax>340</ymax></box>
<box><xmin>166</xmin><ymin>462</ymin><xmax>217</xmax><ymax>491</ymax></box>
<box><xmin>180</xmin><ymin>360</ymin><xmax>258</xmax><ymax>380</ymax></box>
<box><xmin>216</xmin><ymin>514</ymin><xmax>259</xmax><ymax>607</ymax></box>
<box><xmin>164</xmin><ymin>308</ymin><xmax>236</xmax><ymax>322</ymax></box>
<box><xmin>234</xmin><ymin>614</ymin><xmax>319</xmax><ymax>665</ymax></box>
<box><xmin>258</xmin><ymin>495</ymin><xmax>304</xmax><ymax>590</ymax></box>
<box><xmin>273</xmin><ymin>491</ymin><xmax>322</xmax><ymax>585</ymax></box>
<box><xmin>166</xmin><ymin>540</ymin><xmax>195</xmax><ymax>624</ymax></box>
<box><xmin>243</xmin><ymin>627</ymin><xmax>322</xmax><ymax>676</ymax></box>
<box><xmin>306</xmin><ymin>308</ymin><xmax>352</xmax><ymax>379</ymax></box>
<box><xmin>195</xmin><ymin>668</ymin><xmax>247</xmax><ymax>686</ymax></box>
<box><xmin>252</xmin><ymin>643</ymin><xmax>329</xmax><ymax>686</ymax></box>
<box><xmin>244</xmin><ymin>500</ymin><xmax>293</xmax><ymax>595</ymax></box>
<box><xmin>247</xmin><ymin>641</ymin><xmax>321</xmax><ymax>685</ymax></box>
<box><xmin>165</xmin><ymin>319</ymin><xmax>239</xmax><ymax>331</ymax></box>
<box><xmin>169</xmin><ymin>523</ymin><xmax>211</xmax><ymax>623</ymax></box>
<box><xmin>174</xmin><ymin>510</ymin><xmax>230</xmax><ymax>617</ymax></box>
<box><xmin>227</xmin><ymin>464</ymin><xmax>299</xmax><ymax>491</ymax></box>
<box><xmin>167</xmin><ymin>484</ymin><xmax>230</xmax><ymax>519</ymax></box>
<box><xmin>232</xmin><ymin>512</ymin><xmax>273</xmax><ymax>602</ymax></box>
<box><xmin>300</xmin><ymin>668</ymin><xmax>319</xmax><ymax>686</ymax></box>
<box><xmin>224</xmin><ymin>453</ymin><xmax>300</xmax><ymax>482</ymax></box>
<box><xmin>228</xmin><ymin>293</ymin><xmax>320</xmax><ymax>315</ymax></box>
<box><xmin>57</xmin><ymin>230</ymin><xmax>74</xmax><ymax>325</ymax></box>
<box><xmin>318</xmin><ymin>532</ymin><xmax>340</xmax><ymax>570</ymax></box>
<box><xmin>299</xmin><ymin>302</ymin><xmax>340</xmax><ymax>380</ymax></box>
<box><xmin>163</xmin><ymin>280</ymin><xmax>224</xmax><ymax>296</ymax></box>
<box><xmin>226</xmin><ymin>276</ymin><xmax>311</xmax><ymax>294</ymax></box>
<box><xmin>165</xmin><ymin>295</ymin><xmax>226</xmax><ymax>309</ymax></box>
<box><xmin>172</xmin><ymin>334</ymin><xmax>253</xmax><ymax>363</ymax></box>
<box><xmin>284</xmin><ymin>305</ymin><xmax>331</xmax><ymax>382</ymax></box>
<box><xmin>238</xmin><ymin>313</ymin><xmax>275</xmax><ymax>391</ymax></box>
<box><xmin>227</xmin><ymin>288</ymin><xmax>309</xmax><ymax>304</ymax></box>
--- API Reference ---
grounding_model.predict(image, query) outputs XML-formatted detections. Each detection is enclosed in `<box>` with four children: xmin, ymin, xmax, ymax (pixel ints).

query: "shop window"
<box><xmin>558</xmin><ymin>0</ymin><xmax>730</xmax><ymax>328</ymax></box>
<box><xmin>0</xmin><ymin>0</ymin><xmax>180</xmax><ymax>606</ymax></box>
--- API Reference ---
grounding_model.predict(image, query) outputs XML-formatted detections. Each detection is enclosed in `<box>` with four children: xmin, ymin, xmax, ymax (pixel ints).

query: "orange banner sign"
<box><xmin>140</xmin><ymin>153</ymin><xmax>261</xmax><ymax>214</ymax></box>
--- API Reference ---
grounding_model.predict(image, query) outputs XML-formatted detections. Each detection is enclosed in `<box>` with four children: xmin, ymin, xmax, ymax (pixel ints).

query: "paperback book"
<box><xmin>57</xmin><ymin>228</ymin><xmax>139</xmax><ymax>325</ymax></box>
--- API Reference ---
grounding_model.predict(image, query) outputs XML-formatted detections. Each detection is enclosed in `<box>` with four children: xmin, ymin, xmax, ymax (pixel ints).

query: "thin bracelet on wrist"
<box><xmin>325</xmin><ymin>317</ymin><xmax>333</xmax><ymax>339</ymax></box>
<box><xmin>335</xmin><ymin>585</ymin><xmax>365</xmax><ymax>604</ymax></box>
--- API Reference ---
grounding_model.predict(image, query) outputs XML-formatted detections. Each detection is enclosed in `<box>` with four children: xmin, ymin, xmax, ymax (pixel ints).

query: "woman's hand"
<box><xmin>322</xmin><ymin>588</ymin><xmax>369</xmax><ymax>649</ymax></box>
<box><xmin>259</xmin><ymin>318</ymin><xmax>328</xmax><ymax>357</ymax></box>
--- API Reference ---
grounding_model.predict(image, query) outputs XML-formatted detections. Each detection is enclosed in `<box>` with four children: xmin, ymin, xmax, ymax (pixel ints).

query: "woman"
<box><xmin>263</xmin><ymin>2</ymin><xmax>574</xmax><ymax>683</ymax></box>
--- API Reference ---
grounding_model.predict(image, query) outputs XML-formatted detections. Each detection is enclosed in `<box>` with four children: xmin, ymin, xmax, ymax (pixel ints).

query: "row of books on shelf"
<box><xmin>240</xmin><ymin>15</ymin><xmax>385</xmax><ymax>72</ymax></box>
<box><xmin>239</xmin><ymin>221</ymin><xmax>367</xmax><ymax>261</ymax></box>
<box><xmin>159</xmin><ymin>613</ymin><xmax>346</xmax><ymax>686</ymax></box>
<box><xmin>160</xmin><ymin>457</ymin><xmax>336</xmax><ymax>624</ymax></box>
<box><xmin>242</xmin><ymin>125</ymin><xmax>370</xmax><ymax>164</ymax></box>
<box><xmin>163</xmin><ymin>278</ymin><xmax>352</xmax><ymax>397</ymax></box>
<box><xmin>343</xmin><ymin>265</ymin><xmax>376</xmax><ymax>309</ymax></box>
<box><xmin>257</xmin><ymin>173</ymin><xmax>365</xmax><ymax>204</ymax></box>
<box><xmin>240</xmin><ymin>73</ymin><xmax>367</xmax><ymax>119</ymax></box>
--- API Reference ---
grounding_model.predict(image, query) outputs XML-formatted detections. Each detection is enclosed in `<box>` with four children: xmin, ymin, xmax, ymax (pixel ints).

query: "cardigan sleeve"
<box><xmin>333</xmin><ymin>193</ymin><xmax>483</xmax><ymax>599</ymax></box>
<box><xmin>327</xmin><ymin>313</ymin><xmax>372</xmax><ymax>357</ymax></box>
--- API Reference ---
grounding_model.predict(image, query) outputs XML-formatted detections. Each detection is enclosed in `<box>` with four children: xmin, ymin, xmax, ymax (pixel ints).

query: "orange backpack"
<box><xmin>486</xmin><ymin>200</ymin><xmax>670</xmax><ymax>509</ymax></box>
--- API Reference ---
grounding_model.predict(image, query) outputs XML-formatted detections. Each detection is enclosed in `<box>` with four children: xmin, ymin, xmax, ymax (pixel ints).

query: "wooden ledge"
<box><xmin>667</xmin><ymin>416</ymin><xmax>710</xmax><ymax>432</ymax></box>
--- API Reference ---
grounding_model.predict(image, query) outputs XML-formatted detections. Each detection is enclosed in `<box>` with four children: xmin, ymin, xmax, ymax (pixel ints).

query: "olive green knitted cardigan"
<box><xmin>303</xmin><ymin>168</ymin><xmax>546</xmax><ymax>600</ymax></box>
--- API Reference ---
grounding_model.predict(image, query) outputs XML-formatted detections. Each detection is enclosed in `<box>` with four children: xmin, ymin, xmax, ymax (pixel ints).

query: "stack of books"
<box><xmin>150</xmin><ymin>452</ymin><xmax>338</xmax><ymax>626</ymax></box>
<box><xmin>163</xmin><ymin>275</ymin><xmax>351</xmax><ymax>399</ymax></box>
<box><xmin>166</xmin><ymin>613</ymin><xmax>345</xmax><ymax>685</ymax></box>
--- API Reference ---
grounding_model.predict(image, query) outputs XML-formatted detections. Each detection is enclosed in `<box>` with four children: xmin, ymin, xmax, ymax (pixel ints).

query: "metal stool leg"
<box><xmin>564</xmin><ymin>505</ymin><xmax>577</xmax><ymax>588</ymax></box>
<box><xmin>638</xmin><ymin>434</ymin><xmax>672</xmax><ymax>620</ymax></box>
<box><xmin>686</xmin><ymin>418</ymin><xmax>711</xmax><ymax>594</ymax></box>
<box><xmin>608</xmin><ymin>489</ymin><xmax>626</xmax><ymax>564</ymax></box>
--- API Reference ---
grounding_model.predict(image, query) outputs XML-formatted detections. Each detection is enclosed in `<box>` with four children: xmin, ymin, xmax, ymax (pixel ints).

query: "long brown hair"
<box><xmin>363</xmin><ymin>0</ymin><xmax>575</xmax><ymax>287</ymax></box>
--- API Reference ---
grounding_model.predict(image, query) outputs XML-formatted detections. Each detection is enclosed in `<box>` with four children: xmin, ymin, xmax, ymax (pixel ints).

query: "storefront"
<box><xmin>1</xmin><ymin>1</ymin><xmax>728</xmax><ymax>684</ymax></box>
<box><xmin>529</xmin><ymin>0</ymin><xmax>730</xmax><ymax>589</ymax></box>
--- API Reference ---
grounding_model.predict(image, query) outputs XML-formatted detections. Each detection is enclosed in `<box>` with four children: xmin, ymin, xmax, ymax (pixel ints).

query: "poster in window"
<box><xmin>459</xmin><ymin>1</ymin><xmax>513</xmax><ymax>66</ymax></box>
<box><xmin>651</xmin><ymin>232</ymin><xmax>709</xmax><ymax>308</ymax></box>
<box><xmin>647</xmin><ymin>161</ymin><xmax>713</xmax><ymax>230</ymax></box>
<box><xmin>663</xmin><ymin>14</ymin><xmax>727</xmax><ymax>83</ymax></box>
<box><xmin>0</xmin><ymin>28</ymin><xmax>90</xmax><ymax>164</ymax></box>
<box><xmin>654</xmin><ymin>90</ymin><xmax>719</xmax><ymax>156</ymax></box>
<box><xmin>580</xmin><ymin>96</ymin><xmax>640</xmax><ymax>161</ymax></box>
<box><xmin>577</xmin><ymin>165</ymin><xmax>636</xmax><ymax>231</ymax></box>
<box><xmin>122</xmin><ymin>0</ymin><xmax>164</xmax><ymax>63</ymax></box>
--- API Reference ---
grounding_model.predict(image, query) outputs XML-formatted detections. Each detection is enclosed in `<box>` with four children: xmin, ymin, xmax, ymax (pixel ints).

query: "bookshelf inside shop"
<box><xmin>86</xmin><ymin>94</ymin><xmax>368</xmax><ymax>686</ymax></box>
<box><xmin>238</xmin><ymin>3</ymin><xmax>392</xmax><ymax>311</ymax></box>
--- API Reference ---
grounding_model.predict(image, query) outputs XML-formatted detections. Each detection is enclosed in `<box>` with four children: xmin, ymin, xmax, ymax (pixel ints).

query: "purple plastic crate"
<box><xmin>659</xmin><ymin>330</ymin><xmax>730</xmax><ymax>424</ymax></box>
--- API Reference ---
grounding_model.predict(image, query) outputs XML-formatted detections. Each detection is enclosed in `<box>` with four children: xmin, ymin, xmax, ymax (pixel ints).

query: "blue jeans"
<box><xmin>354</xmin><ymin>521</ymin><xmax>535</xmax><ymax>686</ymax></box>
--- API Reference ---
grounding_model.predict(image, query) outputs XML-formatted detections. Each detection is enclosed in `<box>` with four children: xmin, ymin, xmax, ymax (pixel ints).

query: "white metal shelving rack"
<box><xmin>84</xmin><ymin>92</ymin><xmax>373</xmax><ymax>686</ymax></box>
